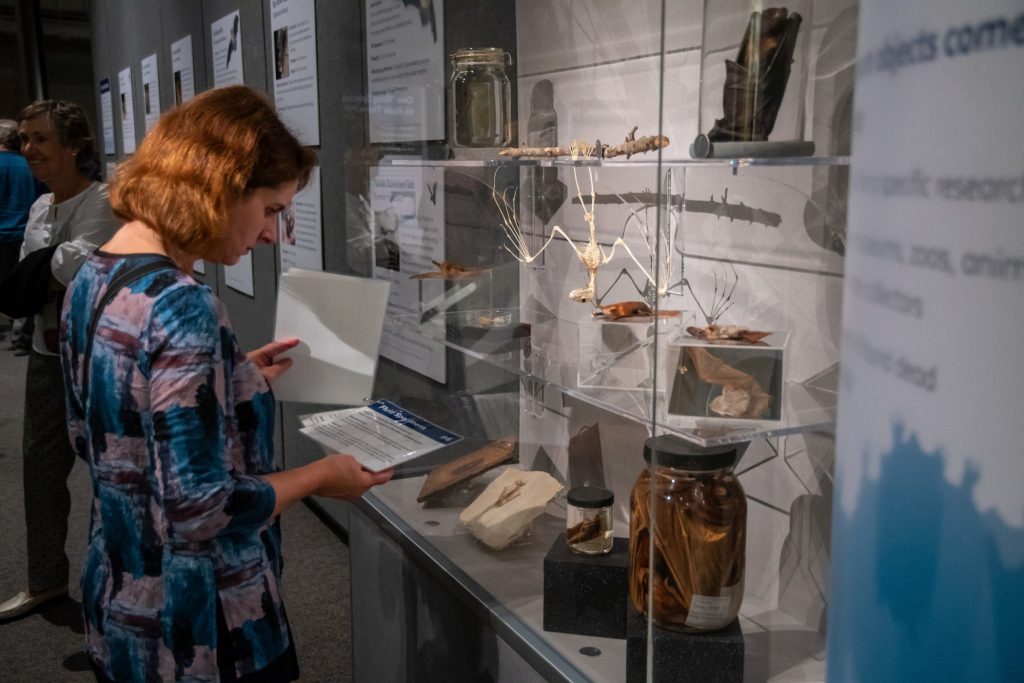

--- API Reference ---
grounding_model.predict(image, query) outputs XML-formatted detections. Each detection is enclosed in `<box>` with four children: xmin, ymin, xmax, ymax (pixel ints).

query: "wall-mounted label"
<box><xmin>211</xmin><ymin>10</ymin><xmax>244</xmax><ymax>87</ymax></box>
<box><xmin>270</xmin><ymin>0</ymin><xmax>320</xmax><ymax>145</ymax></box>
<box><xmin>99</xmin><ymin>77</ymin><xmax>115</xmax><ymax>155</ymax></box>
<box><xmin>140</xmin><ymin>53</ymin><xmax>161</xmax><ymax>131</ymax></box>
<box><xmin>117</xmin><ymin>67</ymin><xmax>136</xmax><ymax>154</ymax></box>
<box><xmin>279</xmin><ymin>166</ymin><xmax>323</xmax><ymax>271</ymax></box>
<box><xmin>366</xmin><ymin>0</ymin><xmax>445</xmax><ymax>142</ymax></box>
<box><xmin>170</xmin><ymin>34</ymin><xmax>196</xmax><ymax>105</ymax></box>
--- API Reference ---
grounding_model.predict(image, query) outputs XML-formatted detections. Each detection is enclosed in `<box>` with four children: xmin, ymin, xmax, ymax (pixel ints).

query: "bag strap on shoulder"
<box><xmin>78</xmin><ymin>257</ymin><xmax>178</xmax><ymax>417</ymax></box>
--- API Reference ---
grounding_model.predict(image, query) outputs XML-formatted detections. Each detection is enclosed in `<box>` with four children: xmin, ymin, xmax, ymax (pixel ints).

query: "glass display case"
<box><xmin>317</xmin><ymin>1</ymin><xmax>855</xmax><ymax>681</ymax></box>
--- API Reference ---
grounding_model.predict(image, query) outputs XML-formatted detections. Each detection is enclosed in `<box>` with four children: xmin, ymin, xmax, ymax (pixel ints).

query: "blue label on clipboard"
<box><xmin>367</xmin><ymin>400</ymin><xmax>462</xmax><ymax>445</ymax></box>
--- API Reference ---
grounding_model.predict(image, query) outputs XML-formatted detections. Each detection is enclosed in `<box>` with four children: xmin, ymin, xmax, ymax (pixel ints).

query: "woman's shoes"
<box><xmin>0</xmin><ymin>586</ymin><xmax>69</xmax><ymax>621</ymax></box>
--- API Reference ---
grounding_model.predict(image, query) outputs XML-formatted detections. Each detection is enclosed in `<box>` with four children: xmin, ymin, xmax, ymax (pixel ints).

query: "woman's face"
<box><xmin>221</xmin><ymin>181</ymin><xmax>298</xmax><ymax>264</ymax></box>
<box><xmin>19</xmin><ymin>115</ymin><xmax>79</xmax><ymax>185</ymax></box>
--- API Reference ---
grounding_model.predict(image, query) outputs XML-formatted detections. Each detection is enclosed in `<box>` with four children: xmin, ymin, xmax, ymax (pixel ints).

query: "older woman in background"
<box><xmin>0</xmin><ymin>100</ymin><xmax>121</xmax><ymax>621</ymax></box>
<box><xmin>60</xmin><ymin>85</ymin><xmax>392</xmax><ymax>682</ymax></box>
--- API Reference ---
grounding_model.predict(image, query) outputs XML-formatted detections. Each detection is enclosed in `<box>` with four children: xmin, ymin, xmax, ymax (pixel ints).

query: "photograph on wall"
<box><xmin>370</xmin><ymin>162</ymin><xmax>446</xmax><ymax>382</ymax></box>
<box><xmin>365</xmin><ymin>0</ymin><xmax>445</xmax><ymax>142</ymax></box>
<box><xmin>274</xmin><ymin>27</ymin><xmax>289</xmax><ymax>79</ymax></box>
<box><xmin>211</xmin><ymin>11</ymin><xmax>244</xmax><ymax>87</ymax></box>
<box><xmin>270</xmin><ymin>0</ymin><xmax>320</xmax><ymax>146</ymax></box>
<box><xmin>140</xmin><ymin>53</ymin><xmax>161</xmax><ymax>131</ymax></box>
<box><xmin>99</xmin><ymin>77</ymin><xmax>115</xmax><ymax>154</ymax></box>
<box><xmin>170</xmin><ymin>34</ymin><xmax>196</xmax><ymax>105</ymax></box>
<box><xmin>117</xmin><ymin>66</ymin><xmax>137</xmax><ymax>153</ymax></box>
<box><xmin>279</xmin><ymin>166</ymin><xmax>324</xmax><ymax>271</ymax></box>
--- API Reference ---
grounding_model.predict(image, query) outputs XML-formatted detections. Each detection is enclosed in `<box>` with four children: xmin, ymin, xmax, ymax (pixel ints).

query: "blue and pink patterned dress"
<box><xmin>60</xmin><ymin>251</ymin><xmax>295</xmax><ymax>681</ymax></box>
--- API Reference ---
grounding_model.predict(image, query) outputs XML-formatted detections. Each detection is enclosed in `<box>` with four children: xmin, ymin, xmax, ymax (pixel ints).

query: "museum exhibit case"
<box><xmin>306</xmin><ymin>1</ymin><xmax>855</xmax><ymax>681</ymax></box>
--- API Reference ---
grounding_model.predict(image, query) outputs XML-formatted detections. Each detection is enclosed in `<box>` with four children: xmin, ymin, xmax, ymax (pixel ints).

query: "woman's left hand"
<box><xmin>248</xmin><ymin>337</ymin><xmax>300</xmax><ymax>383</ymax></box>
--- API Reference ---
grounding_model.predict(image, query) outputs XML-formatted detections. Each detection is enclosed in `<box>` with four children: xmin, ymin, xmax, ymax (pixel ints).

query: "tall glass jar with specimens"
<box><xmin>629</xmin><ymin>435</ymin><xmax>748</xmax><ymax>632</ymax></box>
<box><xmin>448</xmin><ymin>47</ymin><xmax>512</xmax><ymax>148</ymax></box>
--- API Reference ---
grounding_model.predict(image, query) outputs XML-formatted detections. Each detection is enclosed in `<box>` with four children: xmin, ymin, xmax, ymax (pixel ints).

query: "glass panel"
<box><xmin>333</xmin><ymin>1</ymin><xmax>852</xmax><ymax>680</ymax></box>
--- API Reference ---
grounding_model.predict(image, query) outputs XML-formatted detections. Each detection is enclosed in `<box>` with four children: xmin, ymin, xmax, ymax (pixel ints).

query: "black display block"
<box><xmin>626</xmin><ymin>605</ymin><xmax>744</xmax><ymax>683</ymax></box>
<box><xmin>542</xmin><ymin>533</ymin><xmax>629</xmax><ymax>640</ymax></box>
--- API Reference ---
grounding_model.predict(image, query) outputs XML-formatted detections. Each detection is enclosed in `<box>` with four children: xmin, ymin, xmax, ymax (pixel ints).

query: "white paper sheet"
<box><xmin>170</xmin><ymin>34</ymin><xmax>196</xmax><ymax>105</ymax></box>
<box><xmin>272</xmin><ymin>268</ymin><xmax>390</xmax><ymax>405</ymax></box>
<box><xmin>300</xmin><ymin>400</ymin><xmax>462</xmax><ymax>472</ymax></box>
<box><xmin>270</xmin><ymin>0</ymin><xmax>320</xmax><ymax>145</ymax></box>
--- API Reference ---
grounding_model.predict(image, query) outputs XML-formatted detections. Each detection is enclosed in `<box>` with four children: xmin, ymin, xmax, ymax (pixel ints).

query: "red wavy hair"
<box><xmin>110</xmin><ymin>85</ymin><xmax>316</xmax><ymax>259</ymax></box>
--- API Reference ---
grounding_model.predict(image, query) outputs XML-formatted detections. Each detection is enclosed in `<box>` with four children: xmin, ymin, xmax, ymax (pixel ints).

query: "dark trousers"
<box><xmin>23</xmin><ymin>350</ymin><xmax>76</xmax><ymax>593</ymax></box>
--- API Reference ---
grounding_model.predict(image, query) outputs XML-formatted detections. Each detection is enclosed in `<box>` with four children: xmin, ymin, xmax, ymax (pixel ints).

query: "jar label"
<box><xmin>684</xmin><ymin>584</ymin><xmax>739</xmax><ymax>629</ymax></box>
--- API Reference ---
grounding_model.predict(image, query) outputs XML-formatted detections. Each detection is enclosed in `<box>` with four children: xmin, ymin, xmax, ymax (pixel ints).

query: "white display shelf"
<box><xmin>383</xmin><ymin>155</ymin><xmax>850</xmax><ymax>170</ymax></box>
<box><xmin>389</xmin><ymin>307</ymin><xmax>837</xmax><ymax>448</ymax></box>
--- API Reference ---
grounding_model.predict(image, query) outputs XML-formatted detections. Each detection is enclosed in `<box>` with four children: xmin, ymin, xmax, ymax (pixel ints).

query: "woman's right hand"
<box><xmin>314</xmin><ymin>454</ymin><xmax>394</xmax><ymax>500</ymax></box>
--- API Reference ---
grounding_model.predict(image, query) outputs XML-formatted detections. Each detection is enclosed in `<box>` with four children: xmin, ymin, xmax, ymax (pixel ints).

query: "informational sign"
<box><xmin>365</xmin><ymin>0</ymin><xmax>445</xmax><ymax>142</ymax></box>
<box><xmin>117</xmin><ymin>67</ymin><xmax>136</xmax><ymax>154</ymax></box>
<box><xmin>279</xmin><ymin>166</ymin><xmax>323</xmax><ymax>271</ymax></box>
<box><xmin>99</xmin><ymin>77</ymin><xmax>115</xmax><ymax>155</ymax></box>
<box><xmin>170</xmin><ymin>34</ymin><xmax>196</xmax><ymax>105</ymax></box>
<box><xmin>270</xmin><ymin>0</ymin><xmax>320</xmax><ymax>145</ymax></box>
<box><xmin>212</xmin><ymin>10</ymin><xmax>247</xmax><ymax>292</ymax></box>
<box><xmin>371</xmin><ymin>162</ymin><xmax>446</xmax><ymax>382</ymax></box>
<box><xmin>140</xmin><ymin>53</ymin><xmax>161</xmax><ymax>132</ymax></box>
<box><xmin>224</xmin><ymin>252</ymin><xmax>254</xmax><ymax>296</ymax></box>
<box><xmin>301</xmin><ymin>400</ymin><xmax>462</xmax><ymax>472</ymax></box>
<box><xmin>211</xmin><ymin>10</ymin><xmax>244</xmax><ymax>87</ymax></box>
<box><xmin>829</xmin><ymin>2</ymin><xmax>1024</xmax><ymax>682</ymax></box>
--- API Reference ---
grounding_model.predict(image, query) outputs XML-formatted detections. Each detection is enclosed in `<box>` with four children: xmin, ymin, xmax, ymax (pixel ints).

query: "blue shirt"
<box><xmin>61</xmin><ymin>252</ymin><xmax>288</xmax><ymax>681</ymax></box>
<box><xmin>0</xmin><ymin>150</ymin><xmax>42</xmax><ymax>241</ymax></box>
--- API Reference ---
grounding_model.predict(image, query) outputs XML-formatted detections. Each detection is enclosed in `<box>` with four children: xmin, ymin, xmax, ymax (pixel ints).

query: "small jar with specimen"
<box><xmin>448</xmin><ymin>47</ymin><xmax>512</xmax><ymax>148</ymax></box>
<box><xmin>629</xmin><ymin>435</ymin><xmax>748</xmax><ymax>632</ymax></box>
<box><xmin>565</xmin><ymin>487</ymin><xmax>614</xmax><ymax>555</ymax></box>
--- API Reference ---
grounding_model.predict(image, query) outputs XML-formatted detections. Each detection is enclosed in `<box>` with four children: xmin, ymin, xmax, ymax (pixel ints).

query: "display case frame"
<box><xmin>333</xmin><ymin>2</ymin><xmax>854</xmax><ymax>681</ymax></box>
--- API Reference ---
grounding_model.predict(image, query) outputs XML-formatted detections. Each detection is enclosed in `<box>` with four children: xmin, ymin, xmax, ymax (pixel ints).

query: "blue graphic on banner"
<box><xmin>367</xmin><ymin>400</ymin><xmax>461</xmax><ymax>445</ymax></box>
<box><xmin>828</xmin><ymin>422</ymin><xmax>1024</xmax><ymax>682</ymax></box>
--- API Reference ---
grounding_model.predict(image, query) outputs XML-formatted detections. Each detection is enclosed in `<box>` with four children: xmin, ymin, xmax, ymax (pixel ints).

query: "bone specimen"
<box><xmin>687</xmin><ymin>325</ymin><xmax>771</xmax><ymax>344</ymax></box>
<box><xmin>593</xmin><ymin>300</ymin><xmax>682</xmax><ymax>322</ymax></box>
<box><xmin>409</xmin><ymin>260</ymin><xmax>490</xmax><ymax>280</ymax></box>
<box><xmin>459</xmin><ymin>468</ymin><xmax>563</xmax><ymax>550</ymax></box>
<box><xmin>495</xmin><ymin>142</ymin><xmax>675</xmax><ymax>304</ymax></box>
<box><xmin>498</xmin><ymin>127</ymin><xmax>669</xmax><ymax>159</ymax></box>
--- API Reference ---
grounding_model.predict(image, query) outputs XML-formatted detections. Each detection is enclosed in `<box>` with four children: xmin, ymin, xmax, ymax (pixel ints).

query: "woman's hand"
<box><xmin>248</xmin><ymin>337</ymin><xmax>300</xmax><ymax>383</ymax></box>
<box><xmin>314</xmin><ymin>455</ymin><xmax>394</xmax><ymax>500</ymax></box>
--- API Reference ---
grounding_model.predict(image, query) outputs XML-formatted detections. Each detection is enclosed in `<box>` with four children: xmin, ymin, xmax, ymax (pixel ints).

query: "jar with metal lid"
<box><xmin>448</xmin><ymin>47</ymin><xmax>512</xmax><ymax>148</ymax></box>
<box><xmin>566</xmin><ymin>486</ymin><xmax>614</xmax><ymax>555</ymax></box>
<box><xmin>629</xmin><ymin>435</ymin><xmax>748</xmax><ymax>632</ymax></box>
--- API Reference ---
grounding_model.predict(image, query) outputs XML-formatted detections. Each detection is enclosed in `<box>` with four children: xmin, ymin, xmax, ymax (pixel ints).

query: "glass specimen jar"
<box><xmin>565</xmin><ymin>487</ymin><xmax>614</xmax><ymax>555</ymax></box>
<box><xmin>448</xmin><ymin>47</ymin><xmax>512</xmax><ymax>148</ymax></box>
<box><xmin>629</xmin><ymin>435</ymin><xmax>748</xmax><ymax>632</ymax></box>
<box><xmin>691</xmin><ymin>0</ymin><xmax>814</xmax><ymax>157</ymax></box>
